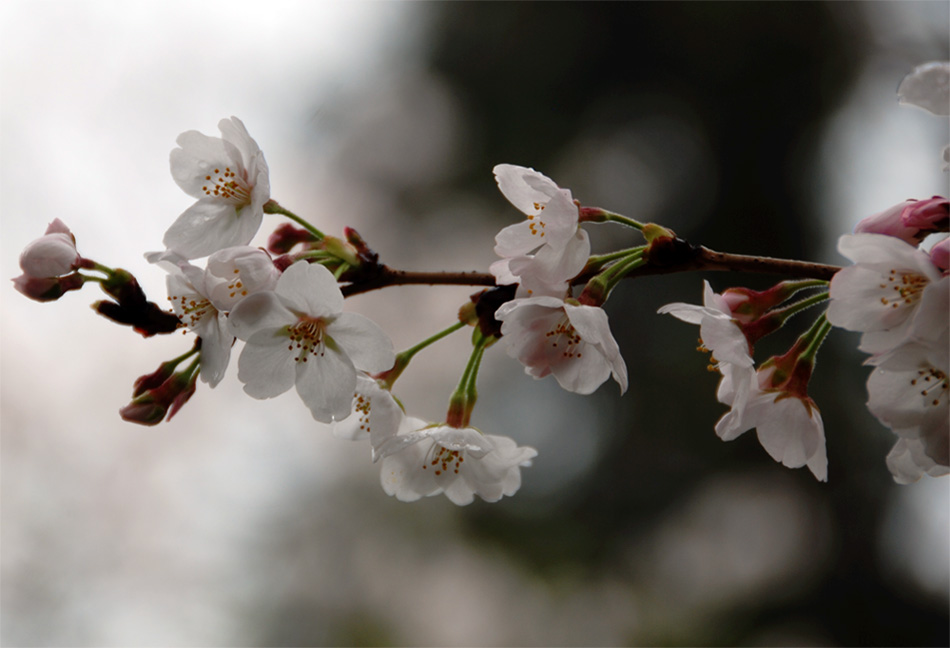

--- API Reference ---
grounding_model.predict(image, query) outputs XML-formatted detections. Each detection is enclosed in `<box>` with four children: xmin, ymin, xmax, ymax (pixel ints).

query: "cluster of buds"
<box><xmin>12</xmin><ymin>63</ymin><xmax>949</xmax><ymax>503</ymax></box>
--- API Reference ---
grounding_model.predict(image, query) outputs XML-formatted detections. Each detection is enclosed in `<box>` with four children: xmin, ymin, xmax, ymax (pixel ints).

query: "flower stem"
<box><xmin>263</xmin><ymin>200</ymin><xmax>326</xmax><ymax>240</ymax></box>
<box><xmin>799</xmin><ymin>314</ymin><xmax>833</xmax><ymax>363</ymax></box>
<box><xmin>378</xmin><ymin>320</ymin><xmax>467</xmax><ymax>389</ymax></box>
<box><xmin>446</xmin><ymin>330</ymin><xmax>491</xmax><ymax>428</ymax></box>
<box><xmin>770</xmin><ymin>290</ymin><xmax>830</xmax><ymax>325</ymax></box>
<box><xmin>602</xmin><ymin>211</ymin><xmax>646</xmax><ymax>231</ymax></box>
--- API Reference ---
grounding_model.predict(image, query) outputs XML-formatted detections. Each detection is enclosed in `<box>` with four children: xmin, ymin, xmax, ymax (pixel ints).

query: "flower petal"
<box><xmin>327</xmin><ymin>313</ymin><xmax>395</xmax><ymax>373</ymax></box>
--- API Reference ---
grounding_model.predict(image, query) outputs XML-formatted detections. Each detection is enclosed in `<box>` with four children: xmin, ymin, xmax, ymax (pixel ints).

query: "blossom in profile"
<box><xmin>13</xmin><ymin>219</ymin><xmax>86</xmax><ymax>302</ymax></box>
<box><xmin>332</xmin><ymin>374</ymin><xmax>406</xmax><ymax>455</ymax></box>
<box><xmin>228</xmin><ymin>261</ymin><xmax>394</xmax><ymax>423</ymax></box>
<box><xmin>18</xmin><ymin>219</ymin><xmax>82</xmax><ymax>278</ymax></box>
<box><xmin>495</xmin><ymin>296</ymin><xmax>627</xmax><ymax>395</ymax></box>
<box><xmin>854</xmin><ymin>197</ymin><xmax>949</xmax><ymax>246</ymax></box>
<box><xmin>376</xmin><ymin>421</ymin><xmax>537</xmax><ymax>505</ymax></box>
<box><xmin>492</xmin><ymin>164</ymin><xmax>580</xmax><ymax>257</ymax></box>
<box><xmin>715</xmin><ymin>365</ymin><xmax>828</xmax><ymax>482</ymax></box>
<box><xmin>163</xmin><ymin>117</ymin><xmax>270</xmax><ymax>260</ymax></box>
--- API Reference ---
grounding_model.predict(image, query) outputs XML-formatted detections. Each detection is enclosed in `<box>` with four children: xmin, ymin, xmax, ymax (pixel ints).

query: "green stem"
<box><xmin>771</xmin><ymin>291</ymin><xmax>830</xmax><ymax>325</ymax></box>
<box><xmin>446</xmin><ymin>331</ymin><xmax>491</xmax><ymax>428</ymax></box>
<box><xmin>263</xmin><ymin>200</ymin><xmax>326</xmax><ymax>240</ymax></box>
<box><xmin>800</xmin><ymin>314</ymin><xmax>833</xmax><ymax>363</ymax></box>
<box><xmin>379</xmin><ymin>320</ymin><xmax>467</xmax><ymax>389</ymax></box>
<box><xmin>602</xmin><ymin>211</ymin><xmax>646</xmax><ymax>231</ymax></box>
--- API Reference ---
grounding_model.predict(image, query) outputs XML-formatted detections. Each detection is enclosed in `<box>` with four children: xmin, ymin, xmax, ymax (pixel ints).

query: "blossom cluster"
<box><xmin>13</xmin><ymin>64</ymin><xmax>949</xmax><ymax>505</ymax></box>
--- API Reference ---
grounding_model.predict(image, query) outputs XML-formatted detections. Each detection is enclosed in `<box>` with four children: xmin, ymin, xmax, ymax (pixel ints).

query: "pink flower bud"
<box><xmin>901</xmin><ymin>196</ymin><xmax>949</xmax><ymax>232</ymax></box>
<box><xmin>19</xmin><ymin>219</ymin><xmax>81</xmax><ymax>278</ymax></box>
<box><xmin>929</xmin><ymin>237</ymin><xmax>950</xmax><ymax>271</ymax></box>
<box><xmin>854</xmin><ymin>200</ymin><xmax>921</xmax><ymax>245</ymax></box>
<box><xmin>12</xmin><ymin>273</ymin><xmax>85</xmax><ymax>302</ymax></box>
<box><xmin>120</xmin><ymin>370</ymin><xmax>197</xmax><ymax>426</ymax></box>
<box><xmin>267</xmin><ymin>223</ymin><xmax>316</xmax><ymax>254</ymax></box>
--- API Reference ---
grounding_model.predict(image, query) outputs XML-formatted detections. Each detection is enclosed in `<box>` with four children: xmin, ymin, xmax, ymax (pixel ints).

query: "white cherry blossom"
<box><xmin>18</xmin><ymin>219</ymin><xmax>81</xmax><ymax>278</ymax></box>
<box><xmin>165</xmin><ymin>246</ymin><xmax>279</xmax><ymax>386</ymax></box>
<box><xmin>332</xmin><ymin>374</ymin><xmax>406</xmax><ymax>454</ymax></box>
<box><xmin>826</xmin><ymin>233</ymin><xmax>947</xmax><ymax>355</ymax></box>
<box><xmin>715</xmin><ymin>366</ymin><xmax>828</xmax><ymax>482</ymax></box>
<box><xmin>659</xmin><ymin>280</ymin><xmax>759</xmax><ymax>427</ymax></box>
<box><xmin>886</xmin><ymin>437</ymin><xmax>950</xmax><ymax>485</ymax></box>
<box><xmin>491</xmin><ymin>228</ymin><xmax>591</xmax><ymax>298</ymax></box>
<box><xmin>228</xmin><ymin>261</ymin><xmax>394</xmax><ymax>423</ymax></box>
<box><xmin>163</xmin><ymin>117</ymin><xmax>270</xmax><ymax>260</ymax></box>
<box><xmin>495</xmin><ymin>296</ymin><xmax>627</xmax><ymax>395</ymax></box>
<box><xmin>493</xmin><ymin>164</ymin><xmax>580</xmax><ymax>257</ymax></box>
<box><xmin>376</xmin><ymin>422</ymin><xmax>537</xmax><ymax>505</ymax></box>
<box><xmin>867</xmin><ymin>340</ymin><xmax>949</xmax><ymax>481</ymax></box>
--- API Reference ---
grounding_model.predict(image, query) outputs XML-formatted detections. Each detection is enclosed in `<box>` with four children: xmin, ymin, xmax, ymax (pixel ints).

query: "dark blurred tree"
<box><xmin>412</xmin><ymin>3</ymin><xmax>948</xmax><ymax>646</ymax></box>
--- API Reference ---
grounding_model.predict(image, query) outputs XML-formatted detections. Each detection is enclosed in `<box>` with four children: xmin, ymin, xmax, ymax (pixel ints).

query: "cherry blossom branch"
<box><xmin>341</xmin><ymin>268</ymin><xmax>497</xmax><ymax>297</ymax></box>
<box><xmin>340</xmin><ymin>242</ymin><xmax>842</xmax><ymax>297</ymax></box>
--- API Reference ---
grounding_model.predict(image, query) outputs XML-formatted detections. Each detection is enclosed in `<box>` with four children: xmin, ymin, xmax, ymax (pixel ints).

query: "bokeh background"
<box><xmin>2</xmin><ymin>2</ymin><xmax>948</xmax><ymax>646</ymax></box>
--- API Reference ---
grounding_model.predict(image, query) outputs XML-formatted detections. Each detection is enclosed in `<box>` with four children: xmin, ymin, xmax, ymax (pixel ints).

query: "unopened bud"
<box><xmin>267</xmin><ymin>223</ymin><xmax>317</xmax><ymax>254</ymax></box>
<box><xmin>120</xmin><ymin>370</ymin><xmax>198</xmax><ymax>426</ymax></box>
<box><xmin>12</xmin><ymin>272</ymin><xmax>85</xmax><ymax>302</ymax></box>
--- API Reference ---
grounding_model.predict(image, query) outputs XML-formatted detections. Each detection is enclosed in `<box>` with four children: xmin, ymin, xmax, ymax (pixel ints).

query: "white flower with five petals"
<box><xmin>495</xmin><ymin>296</ymin><xmax>627</xmax><ymax>395</ymax></box>
<box><xmin>228</xmin><ymin>261</ymin><xmax>394</xmax><ymax>423</ymax></box>
<box><xmin>826</xmin><ymin>233</ymin><xmax>948</xmax><ymax>356</ymax></box>
<box><xmin>165</xmin><ymin>246</ymin><xmax>279</xmax><ymax>386</ymax></box>
<box><xmin>164</xmin><ymin>117</ymin><xmax>270</xmax><ymax>260</ymax></box>
<box><xmin>376</xmin><ymin>421</ymin><xmax>537</xmax><ymax>505</ymax></box>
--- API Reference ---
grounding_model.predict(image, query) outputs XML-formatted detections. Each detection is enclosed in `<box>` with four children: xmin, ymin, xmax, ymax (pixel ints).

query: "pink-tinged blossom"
<box><xmin>376</xmin><ymin>422</ymin><xmax>537</xmax><ymax>505</ymax></box>
<box><xmin>228</xmin><ymin>261</ymin><xmax>394</xmax><ymax>423</ymax></box>
<box><xmin>164</xmin><ymin>246</ymin><xmax>279</xmax><ymax>386</ymax></box>
<box><xmin>866</xmin><ymin>340</ymin><xmax>949</xmax><ymax>482</ymax></box>
<box><xmin>163</xmin><ymin>117</ymin><xmax>270</xmax><ymax>260</ymax></box>
<box><xmin>897</xmin><ymin>61</ymin><xmax>949</xmax><ymax>116</ymax></box>
<box><xmin>930</xmin><ymin>236</ymin><xmax>950</xmax><ymax>271</ymax></box>
<box><xmin>854</xmin><ymin>198</ymin><xmax>949</xmax><ymax>246</ymax></box>
<box><xmin>715</xmin><ymin>365</ymin><xmax>828</xmax><ymax>482</ymax></box>
<box><xmin>826</xmin><ymin>233</ymin><xmax>947</xmax><ymax>355</ymax></box>
<box><xmin>901</xmin><ymin>197</ymin><xmax>949</xmax><ymax>232</ymax></box>
<box><xmin>18</xmin><ymin>219</ymin><xmax>82</xmax><ymax>278</ymax></box>
<box><xmin>495</xmin><ymin>296</ymin><xmax>627</xmax><ymax>395</ymax></box>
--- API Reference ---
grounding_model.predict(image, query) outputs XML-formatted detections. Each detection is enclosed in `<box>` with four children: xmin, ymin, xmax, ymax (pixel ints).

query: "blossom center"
<box><xmin>878</xmin><ymin>269</ymin><xmax>928</xmax><ymax>310</ymax></box>
<box><xmin>201</xmin><ymin>166</ymin><xmax>252</xmax><ymax>206</ymax></box>
<box><xmin>527</xmin><ymin>202</ymin><xmax>547</xmax><ymax>238</ymax></box>
<box><xmin>909</xmin><ymin>366</ymin><xmax>949</xmax><ymax>408</ymax></box>
<box><xmin>545</xmin><ymin>317</ymin><xmax>583</xmax><ymax>359</ymax></box>
<box><xmin>227</xmin><ymin>268</ymin><xmax>248</xmax><ymax>300</ymax></box>
<box><xmin>169</xmin><ymin>292</ymin><xmax>214</xmax><ymax>329</ymax></box>
<box><xmin>353</xmin><ymin>392</ymin><xmax>371</xmax><ymax>433</ymax></box>
<box><xmin>287</xmin><ymin>317</ymin><xmax>328</xmax><ymax>363</ymax></box>
<box><xmin>423</xmin><ymin>444</ymin><xmax>465</xmax><ymax>476</ymax></box>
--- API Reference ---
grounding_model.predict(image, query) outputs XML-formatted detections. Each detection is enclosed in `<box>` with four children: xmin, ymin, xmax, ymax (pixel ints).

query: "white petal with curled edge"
<box><xmin>898</xmin><ymin>61</ymin><xmax>950</xmax><ymax>116</ymax></box>
<box><xmin>275</xmin><ymin>261</ymin><xmax>344</xmax><ymax>318</ymax></box>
